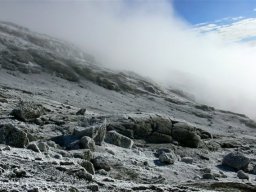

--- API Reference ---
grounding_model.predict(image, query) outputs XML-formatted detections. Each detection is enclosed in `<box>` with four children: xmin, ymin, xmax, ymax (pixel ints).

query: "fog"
<box><xmin>1</xmin><ymin>0</ymin><xmax>256</xmax><ymax>118</ymax></box>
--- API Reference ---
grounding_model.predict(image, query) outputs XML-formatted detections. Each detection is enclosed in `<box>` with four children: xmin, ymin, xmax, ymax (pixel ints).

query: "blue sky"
<box><xmin>172</xmin><ymin>0</ymin><xmax>256</xmax><ymax>24</ymax></box>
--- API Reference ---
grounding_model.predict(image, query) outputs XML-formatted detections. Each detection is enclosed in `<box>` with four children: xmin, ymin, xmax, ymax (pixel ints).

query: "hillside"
<box><xmin>0</xmin><ymin>21</ymin><xmax>256</xmax><ymax>192</ymax></box>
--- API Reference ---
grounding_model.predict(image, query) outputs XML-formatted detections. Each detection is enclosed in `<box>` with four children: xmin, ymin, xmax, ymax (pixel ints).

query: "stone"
<box><xmin>73</xmin><ymin>120</ymin><xmax>106</xmax><ymax>145</ymax></box>
<box><xmin>172</xmin><ymin>122</ymin><xmax>201</xmax><ymax>148</ymax></box>
<box><xmin>75</xmin><ymin>169</ymin><xmax>93</xmax><ymax>181</ymax></box>
<box><xmin>237</xmin><ymin>170</ymin><xmax>249</xmax><ymax>180</ymax></box>
<box><xmin>76</xmin><ymin>108</ymin><xmax>86</xmax><ymax>115</ymax></box>
<box><xmin>146</xmin><ymin>132</ymin><xmax>172</xmax><ymax>143</ymax></box>
<box><xmin>222</xmin><ymin>152</ymin><xmax>250</xmax><ymax>170</ymax></box>
<box><xmin>37</xmin><ymin>142</ymin><xmax>49</xmax><ymax>152</ymax></box>
<box><xmin>27</xmin><ymin>143</ymin><xmax>40</xmax><ymax>153</ymax></box>
<box><xmin>105</xmin><ymin>130</ymin><xmax>133</xmax><ymax>149</ymax></box>
<box><xmin>10</xmin><ymin>101</ymin><xmax>44</xmax><ymax>122</ymax></box>
<box><xmin>80</xmin><ymin>136</ymin><xmax>96</xmax><ymax>151</ymax></box>
<box><xmin>91</xmin><ymin>156</ymin><xmax>111</xmax><ymax>171</ymax></box>
<box><xmin>159</xmin><ymin>152</ymin><xmax>175</xmax><ymax>164</ymax></box>
<box><xmin>202</xmin><ymin>173</ymin><xmax>214</xmax><ymax>179</ymax></box>
<box><xmin>87</xmin><ymin>184</ymin><xmax>99</xmax><ymax>191</ymax></box>
<box><xmin>80</xmin><ymin>160</ymin><xmax>95</xmax><ymax>175</ymax></box>
<box><xmin>0</xmin><ymin>124</ymin><xmax>29</xmax><ymax>148</ymax></box>
<box><xmin>181</xmin><ymin>157</ymin><xmax>193</xmax><ymax>164</ymax></box>
<box><xmin>13</xmin><ymin>168</ymin><xmax>26</xmax><ymax>177</ymax></box>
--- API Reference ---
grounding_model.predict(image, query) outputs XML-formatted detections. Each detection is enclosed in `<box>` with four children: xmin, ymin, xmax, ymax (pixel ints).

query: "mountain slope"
<box><xmin>0</xmin><ymin>22</ymin><xmax>256</xmax><ymax>192</ymax></box>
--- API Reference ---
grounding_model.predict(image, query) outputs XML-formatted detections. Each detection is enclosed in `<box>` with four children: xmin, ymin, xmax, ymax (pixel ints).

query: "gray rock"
<box><xmin>181</xmin><ymin>157</ymin><xmax>193</xmax><ymax>164</ymax></box>
<box><xmin>202</xmin><ymin>173</ymin><xmax>214</xmax><ymax>179</ymax></box>
<box><xmin>75</xmin><ymin>169</ymin><xmax>93</xmax><ymax>181</ymax></box>
<box><xmin>222</xmin><ymin>152</ymin><xmax>250</xmax><ymax>170</ymax></box>
<box><xmin>37</xmin><ymin>142</ymin><xmax>49</xmax><ymax>152</ymax></box>
<box><xmin>73</xmin><ymin>120</ymin><xmax>106</xmax><ymax>145</ymax></box>
<box><xmin>27</xmin><ymin>143</ymin><xmax>40</xmax><ymax>153</ymax></box>
<box><xmin>105</xmin><ymin>130</ymin><xmax>133</xmax><ymax>149</ymax></box>
<box><xmin>10</xmin><ymin>101</ymin><xmax>44</xmax><ymax>122</ymax></box>
<box><xmin>146</xmin><ymin>132</ymin><xmax>172</xmax><ymax>143</ymax></box>
<box><xmin>76</xmin><ymin>108</ymin><xmax>86</xmax><ymax>115</ymax></box>
<box><xmin>80</xmin><ymin>160</ymin><xmax>95</xmax><ymax>175</ymax></box>
<box><xmin>172</xmin><ymin>122</ymin><xmax>201</xmax><ymax>148</ymax></box>
<box><xmin>159</xmin><ymin>152</ymin><xmax>175</xmax><ymax>164</ymax></box>
<box><xmin>91</xmin><ymin>156</ymin><xmax>111</xmax><ymax>171</ymax></box>
<box><xmin>0</xmin><ymin>124</ymin><xmax>29</xmax><ymax>148</ymax></box>
<box><xmin>87</xmin><ymin>184</ymin><xmax>99</xmax><ymax>191</ymax></box>
<box><xmin>237</xmin><ymin>170</ymin><xmax>249</xmax><ymax>180</ymax></box>
<box><xmin>80</xmin><ymin>136</ymin><xmax>95</xmax><ymax>151</ymax></box>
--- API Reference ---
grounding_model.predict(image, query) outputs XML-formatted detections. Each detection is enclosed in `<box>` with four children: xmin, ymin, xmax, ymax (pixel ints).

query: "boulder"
<box><xmin>0</xmin><ymin>124</ymin><xmax>29</xmax><ymax>148</ymax></box>
<box><xmin>147</xmin><ymin>132</ymin><xmax>172</xmax><ymax>143</ymax></box>
<box><xmin>76</xmin><ymin>108</ymin><xmax>86</xmax><ymax>115</ymax></box>
<box><xmin>237</xmin><ymin>170</ymin><xmax>249</xmax><ymax>180</ymax></box>
<box><xmin>172</xmin><ymin>122</ymin><xmax>201</xmax><ymax>148</ymax></box>
<box><xmin>222</xmin><ymin>152</ymin><xmax>250</xmax><ymax>170</ymax></box>
<box><xmin>37</xmin><ymin>142</ymin><xmax>49</xmax><ymax>152</ymax></box>
<box><xmin>10</xmin><ymin>101</ymin><xmax>44</xmax><ymax>122</ymax></box>
<box><xmin>27</xmin><ymin>143</ymin><xmax>40</xmax><ymax>153</ymax></box>
<box><xmin>105</xmin><ymin>130</ymin><xmax>133</xmax><ymax>149</ymax></box>
<box><xmin>91</xmin><ymin>156</ymin><xmax>111</xmax><ymax>171</ymax></box>
<box><xmin>73</xmin><ymin>120</ymin><xmax>106</xmax><ymax>145</ymax></box>
<box><xmin>181</xmin><ymin>157</ymin><xmax>193</xmax><ymax>164</ymax></box>
<box><xmin>80</xmin><ymin>136</ymin><xmax>95</xmax><ymax>151</ymax></box>
<box><xmin>80</xmin><ymin>160</ymin><xmax>95</xmax><ymax>175</ymax></box>
<box><xmin>150</xmin><ymin>117</ymin><xmax>172</xmax><ymax>135</ymax></box>
<box><xmin>159</xmin><ymin>152</ymin><xmax>175</xmax><ymax>165</ymax></box>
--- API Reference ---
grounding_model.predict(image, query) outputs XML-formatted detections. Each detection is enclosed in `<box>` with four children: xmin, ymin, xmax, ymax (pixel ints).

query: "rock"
<box><xmin>76</xmin><ymin>108</ymin><xmax>86</xmax><ymax>115</ymax></box>
<box><xmin>91</xmin><ymin>156</ymin><xmax>111</xmax><ymax>171</ymax></box>
<box><xmin>80</xmin><ymin>136</ymin><xmax>96</xmax><ymax>151</ymax></box>
<box><xmin>87</xmin><ymin>184</ymin><xmax>99</xmax><ymax>191</ymax></box>
<box><xmin>150</xmin><ymin>117</ymin><xmax>172</xmax><ymax>135</ymax></box>
<box><xmin>67</xmin><ymin>140</ymin><xmax>80</xmax><ymax>150</ymax></box>
<box><xmin>37</xmin><ymin>142</ymin><xmax>49</xmax><ymax>152</ymax></box>
<box><xmin>237</xmin><ymin>170</ymin><xmax>249</xmax><ymax>180</ymax></box>
<box><xmin>202</xmin><ymin>173</ymin><xmax>214</xmax><ymax>179</ymax></box>
<box><xmin>155</xmin><ymin>148</ymin><xmax>171</xmax><ymax>157</ymax></box>
<box><xmin>73</xmin><ymin>120</ymin><xmax>106</xmax><ymax>145</ymax></box>
<box><xmin>105</xmin><ymin>130</ymin><xmax>133</xmax><ymax>148</ymax></box>
<box><xmin>27</xmin><ymin>187</ymin><xmax>40</xmax><ymax>192</ymax></box>
<box><xmin>53</xmin><ymin>154</ymin><xmax>62</xmax><ymax>159</ymax></box>
<box><xmin>222</xmin><ymin>152</ymin><xmax>250</xmax><ymax>170</ymax></box>
<box><xmin>10</xmin><ymin>101</ymin><xmax>44</xmax><ymax>122</ymax></box>
<box><xmin>75</xmin><ymin>169</ymin><xmax>93</xmax><ymax>181</ymax></box>
<box><xmin>13</xmin><ymin>168</ymin><xmax>26</xmax><ymax>177</ymax></box>
<box><xmin>97</xmin><ymin>169</ymin><xmax>108</xmax><ymax>175</ymax></box>
<box><xmin>181</xmin><ymin>157</ymin><xmax>193</xmax><ymax>164</ymax></box>
<box><xmin>253</xmin><ymin>165</ymin><xmax>256</xmax><ymax>175</ymax></box>
<box><xmin>80</xmin><ymin>160</ymin><xmax>95</xmax><ymax>175</ymax></box>
<box><xmin>159</xmin><ymin>152</ymin><xmax>175</xmax><ymax>164</ymax></box>
<box><xmin>201</xmin><ymin>167</ymin><xmax>211</xmax><ymax>174</ymax></box>
<box><xmin>27</xmin><ymin>143</ymin><xmax>40</xmax><ymax>153</ymax></box>
<box><xmin>146</xmin><ymin>132</ymin><xmax>172</xmax><ymax>143</ymax></box>
<box><xmin>0</xmin><ymin>124</ymin><xmax>29</xmax><ymax>148</ymax></box>
<box><xmin>3</xmin><ymin>146</ymin><xmax>11</xmax><ymax>151</ymax></box>
<box><xmin>172</xmin><ymin>122</ymin><xmax>201</xmax><ymax>148</ymax></box>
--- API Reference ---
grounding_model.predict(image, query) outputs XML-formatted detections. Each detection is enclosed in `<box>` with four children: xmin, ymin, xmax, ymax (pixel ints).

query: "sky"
<box><xmin>1</xmin><ymin>0</ymin><xmax>256</xmax><ymax>118</ymax></box>
<box><xmin>173</xmin><ymin>0</ymin><xmax>256</xmax><ymax>24</ymax></box>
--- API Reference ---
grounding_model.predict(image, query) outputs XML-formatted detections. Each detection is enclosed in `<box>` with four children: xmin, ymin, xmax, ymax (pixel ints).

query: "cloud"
<box><xmin>0</xmin><ymin>0</ymin><xmax>256</xmax><ymax>118</ymax></box>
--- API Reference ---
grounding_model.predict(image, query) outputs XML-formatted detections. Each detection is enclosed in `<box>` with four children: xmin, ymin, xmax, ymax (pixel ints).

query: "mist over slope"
<box><xmin>0</xmin><ymin>0</ymin><xmax>256</xmax><ymax>118</ymax></box>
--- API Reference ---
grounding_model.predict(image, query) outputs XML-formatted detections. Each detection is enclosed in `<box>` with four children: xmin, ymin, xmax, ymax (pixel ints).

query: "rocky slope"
<box><xmin>0</xmin><ymin>21</ymin><xmax>256</xmax><ymax>192</ymax></box>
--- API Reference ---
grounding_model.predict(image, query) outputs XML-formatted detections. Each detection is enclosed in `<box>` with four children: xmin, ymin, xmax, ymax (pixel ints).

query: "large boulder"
<box><xmin>73</xmin><ymin>120</ymin><xmax>106</xmax><ymax>145</ymax></box>
<box><xmin>222</xmin><ymin>152</ymin><xmax>250</xmax><ymax>170</ymax></box>
<box><xmin>0</xmin><ymin>124</ymin><xmax>29</xmax><ymax>148</ymax></box>
<box><xmin>80</xmin><ymin>160</ymin><xmax>95</xmax><ymax>175</ymax></box>
<box><xmin>105</xmin><ymin>130</ymin><xmax>133</xmax><ymax>149</ymax></box>
<box><xmin>172</xmin><ymin>122</ymin><xmax>201</xmax><ymax>148</ymax></box>
<box><xmin>80</xmin><ymin>136</ymin><xmax>95</xmax><ymax>151</ymax></box>
<box><xmin>10</xmin><ymin>101</ymin><xmax>44</xmax><ymax>122</ymax></box>
<box><xmin>159</xmin><ymin>152</ymin><xmax>175</xmax><ymax>165</ymax></box>
<box><xmin>147</xmin><ymin>132</ymin><xmax>172</xmax><ymax>143</ymax></box>
<box><xmin>91</xmin><ymin>156</ymin><xmax>111</xmax><ymax>171</ymax></box>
